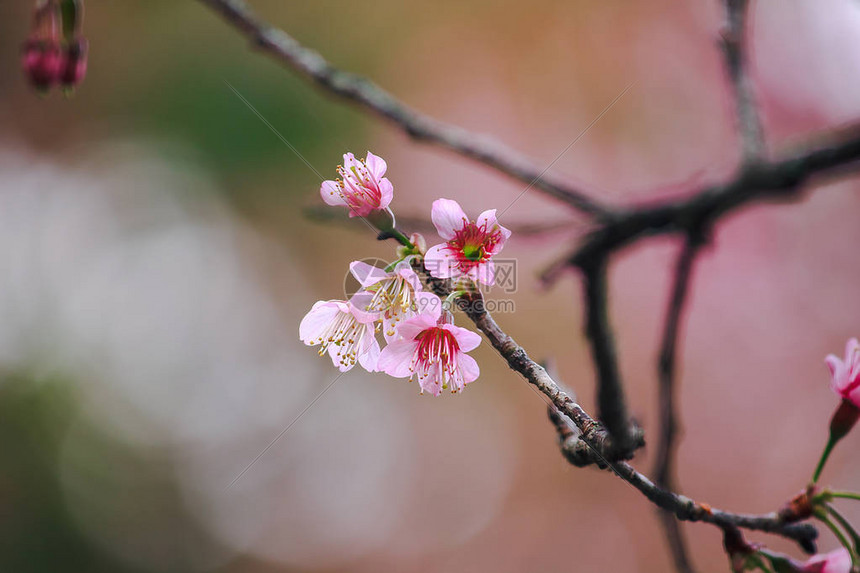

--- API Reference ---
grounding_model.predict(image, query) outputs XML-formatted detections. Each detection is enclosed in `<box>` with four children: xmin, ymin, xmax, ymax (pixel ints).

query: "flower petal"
<box><xmin>846</xmin><ymin>338</ymin><xmax>860</xmax><ymax>356</ymax></box>
<box><xmin>479</xmin><ymin>211</ymin><xmax>511</xmax><ymax>255</ymax></box>
<box><xmin>342</xmin><ymin>152</ymin><xmax>358</xmax><ymax>169</ymax></box>
<box><xmin>377</xmin><ymin>339</ymin><xmax>416</xmax><ymax>378</ymax></box>
<box><xmin>414</xmin><ymin>291</ymin><xmax>442</xmax><ymax>319</ymax></box>
<box><xmin>471</xmin><ymin>259</ymin><xmax>495</xmax><ymax>286</ymax></box>
<box><xmin>476</xmin><ymin>208</ymin><xmax>498</xmax><ymax>230</ymax></box>
<box><xmin>457</xmin><ymin>352</ymin><xmax>480</xmax><ymax>383</ymax></box>
<box><xmin>425</xmin><ymin>244</ymin><xmax>459</xmax><ymax>279</ymax></box>
<box><xmin>377</xmin><ymin>177</ymin><xmax>394</xmax><ymax>210</ymax></box>
<box><xmin>826</xmin><ymin>354</ymin><xmax>843</xmax><ymax>378</ymax></box>
<box><xmin>358</xmin><ymin>332</ymin><xmax>381</xmax><ymax>372</ymax></box>
<box><xmin>350</xmin><ymin>260</ymin><xmax>388</xmax><ymax>288</ymax></box>
<box><xmin>320</xmin><ymin>180</ymin><xmax>347</xmax><ymax>207</ymax></box>
<box><xmin>446</xmin><ymin>324</ymin><xmax>482</xmax><ymax>352</ymax></box>
<box><xmin>299</xmin><ymin>301</ymin><xmax>340</xmax><ymax>344</ymax></box>
<box><xmin>396</xmin><ymin>263</ymin><xmax>423</xmax><ymax>293</ymax></box>
<box><xmin>365</xmin><ymin>151</ymin><xmax>387</xmax><ymax>179</ymax></box>
<box><xmin>327</xmin><ymin>344</ymin><xmax>355</xmax><ymax>372</ymax></box>
<box><xmin>418</xmin><ymin>371</ymin><xmax>443</xmax><ymax>397</ymax></box>
<box><xmin>396</xmin><ymin>311</ymin><xmax>438</xmax><ymax>341</ymax></box>
<box><xmin>431</xmin><ymin>198</ymin><xmax>468</xmax><ymax>240</ymax></box>
<box><xmin>804</xmin><ymin>547</ymin><xmax>852</xmax><ymax>573</ymax></box>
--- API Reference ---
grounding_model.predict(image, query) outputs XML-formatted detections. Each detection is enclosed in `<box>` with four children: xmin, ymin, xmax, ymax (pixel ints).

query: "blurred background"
<box><xmin>1</xmin><ymin>1</ymin><xmax>860</xmax><ymax>571</ymax></box>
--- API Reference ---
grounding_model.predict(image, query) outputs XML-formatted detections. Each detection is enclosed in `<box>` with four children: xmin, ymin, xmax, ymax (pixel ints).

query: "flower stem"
<box><xmin>815</xmin><ymin>508</ymin><xmax>859</xmax><ymax>568</ymax></box>
<box><xmin>376</xmin><ymin>227</ymin><xmax>413</xmax><ymax>248</ymax></box>
<box><xmin>826</xmin><ymin>504</ymin><xmax>860</xmax><ymax>555</ymax></box>
<box><xmin>829</xmin><ymin>492</ymin><xmax>860</xmax><ymax>502</ymax></box>
<box><xmin>812</xmin><ymin>435</ymin><xmax>837</xmax><ymax>484</ymax></box>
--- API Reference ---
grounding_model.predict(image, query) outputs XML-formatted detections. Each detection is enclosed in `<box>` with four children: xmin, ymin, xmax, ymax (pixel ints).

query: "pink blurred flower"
<box><xmin>320</xmin><ymin>151</ymin><xmax>393</xmax><ymax>217</ymax></box>
<box><xmin>21</xmin><ymin>38</ymin><xmax>62</xmax><ymax>91</ymax></box>
<box><xmin>826</xmin><ymin>338</ymin><xmax>860</xmax><ymax>407</ymax></box>
<box><xmin>60</xmin><ymin>37</ymin><xmax>88</xmax><ymax>90</ymax></box>
<box><xmin>349</xmin><ymin>259</ymin><xmax>438</xmax><ymax>342</ymax></box>
<box><xmin>424</xmin><ymin>198</ymin><xmax>511</xmax><ymax>286</ymax></box>
<box><xmin>802</xmin><ymin>548</ymin><xmax>852</xmax><ymax>573</ymax></box>
<box><xmin>300</xmin><ymin>299</ymin><xmax>380</xmax><ymax>372</ymax></box>
<box><xmin>377</xmin><ymin>300</ymin><xmax>481</xmax><ymax>396</ymax></box>
<box><xmin>21</xmin><ymin>1</ymin><xmax>62</xmax><ymax>91</ymax></box>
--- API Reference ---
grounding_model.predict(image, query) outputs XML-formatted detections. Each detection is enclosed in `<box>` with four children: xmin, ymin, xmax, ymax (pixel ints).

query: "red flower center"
<box><xmin>450</xmin><ymin>221</ymin><xmax>501</xmax><ymax>268</ymax></box>
<box><xmin>414</xmin><ymin>327</ymin><xmax>460</xmax><ymax>366</ymax></box>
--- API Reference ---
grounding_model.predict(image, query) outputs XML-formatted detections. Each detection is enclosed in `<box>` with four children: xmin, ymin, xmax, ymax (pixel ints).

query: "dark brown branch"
<box><xmin>659</xmin><ymin>514</ymin><xmax>696</xmax><ymax>573</ymax></box>
<box><xmin>608</xmin><ymin>460</ymin><xmax>817</xmax><ymax>553</ymax></box>
<box><xmin>580</xmin><ymin>256</ymin><xmax>638</xmax><ymax>457</ymax></box>
<box><xmin>722</xmin><ymin>0</ymin><xmax>765</xmax><ymax>161</ymax></box>
<box><xmin>414</xmin><ymin>263</ymin><xmax>816</xmax><ymax>548</ymax></box>
<box><xmin>572</xmin><ymin>127</ymin><xmax>860</xmax><ymax>267</ymax></box>
<box><xmin>201</xmin><ymin>0</ymin><xmax>846</xmax><ymax>561</ymax></box>
<box><xmin>653</xmin><ymin>237</ymin><xmax>706</xmax><ymax>573</ymax></box>
<box><xmin>543</xmin><ymin>381</ymin><xmax>816</xmax><ymax>551</ymax></box>
<box><xmin>197</xmin><ymin>0</ymin><xmax>609</xmax><ymax>217</ymax></box>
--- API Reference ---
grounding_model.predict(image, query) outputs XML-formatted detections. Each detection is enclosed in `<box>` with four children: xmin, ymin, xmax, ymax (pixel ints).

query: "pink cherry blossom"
<box><xmin>377</xmin><ymin>300</ymin><xmax>481</xmax><ymax>396</ymax></box>
<box><xmin>424</xmin><ymin>198</ymin><xmax>511</xmax><ymax>286</ymax></box>
<box><xmin>826</xmin><ymin>338</ymin><xmax>860</xmax><ymax>407</ymax></box>
<box><xmin>802</xmin><ymin>548</ymin><xmax>852</xmax><ymax>573</ymax></box>
<box><xmin>299</xmin><ymin>299</ymin><xmax>380</xmax><ymax>372</ymax></box>
<box><xmin>349</xmin><ymin>258</ymin><xmax>438</xmax><ymax>342</ymax></box>
<box><xmin>320</xmin><ymin>151</ymin><xmax>394</xmax><ymax>218</ymax></box>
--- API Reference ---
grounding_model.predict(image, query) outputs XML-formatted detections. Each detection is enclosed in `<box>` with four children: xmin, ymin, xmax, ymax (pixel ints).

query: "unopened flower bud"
<box><xmin>21</xmin><ymin>38</ymin><xmax>62</xmax><ymax>91</ymax></box>
<box><xmin>60</xmin><ymin>37</ymin><xmax>88</xmax><ymax>90</ymax></box>
<box><xmin>409</xmin><ymin>232</ymin><xmax>426</xmax><ymax>254</ymax></box>
<box><xmin>829</xmin><ymin>398</ymin><xmax>860</xmax><ymax>444</ymax></box>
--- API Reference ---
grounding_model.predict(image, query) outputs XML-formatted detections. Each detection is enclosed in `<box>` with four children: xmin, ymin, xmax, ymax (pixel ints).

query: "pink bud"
<box><xmin>60</xmin><ymin>37</ymin><xmax>88</xmax><ymax>90</ymax></box>
<box><xmin>829</xmin><ymin>398</ymin><xmax>860</xmax><ymax>443</ymax></box>
<box><xmin>21</xmin><ymin>38</ymin><xmax>63</xmax><ymax>91</ymax></box>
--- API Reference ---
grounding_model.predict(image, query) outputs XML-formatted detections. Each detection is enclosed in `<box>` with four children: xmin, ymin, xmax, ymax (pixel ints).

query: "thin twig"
<box><xmin>303</xmin><ymin>205</ymin><xmax>578</xmax><ymax>239</ymax></box>
<box><xmin>197</xmin><ymin>0</ymin><xmax>609</xmax><ymax>217</ymax></box>
<box><xmin>653</xmin><ymin>237</ymin><xmax>705</xmax><ymax>573</ymax></box>
<box><xmin>608</xmin><ymin>459</ymin><xmax>817</xmax><ymax>552</ymax></box>
<box><xmin>722</xmin><ymin>0</ymin><xmax>765</xmax><ymax>162</ymax></box>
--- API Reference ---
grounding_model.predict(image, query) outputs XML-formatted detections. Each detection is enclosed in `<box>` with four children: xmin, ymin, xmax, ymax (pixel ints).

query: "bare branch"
<box><xmin>722</xmin><ymin>0</ymin><xmax>765</xmax><ymax>161</ymax></box>
<box><xmin>413</xmin><ymin>262</ymin><xmax>817</xmax><ymax>549</ymax></box>
<box><xmin>654</xmin><ymin>238</ymin><xmax>702</xmax><ymax>488</ymax></box>
<box><xmin>580</xmin><ymin>256</ymin><xmax>639</xmax><ymax>457</ymax></box>
<box><xmin>572</xmin><ymin>126</ymin><xmax>860</xmax><ymax>266</ymax></box>
<box><xmin>658</xmin><ymin>514</ymin><xmax>697</xmax><ymax>573</ymax></box>
<box><xmin>197</xmin><ymin>0</ymin><xmax>859</xmax><ymax>562</ymax></box>
<box><xmin>197</xmin><ymin>0</ymin><xmax>609</xmax><ymax>217</ymax></box>
<box><xmin>608</xmin><ymin>460</ymin><xmax>817</xmax><ymax>553</ymax></box>
<box><xmin>548</xmin><ymin>409</ymin><xmax>818</xmax><ymax>550</ymax></box>
<box><xmin>653</xmin><ymin>237</ymin><xmax>705</xmax><ymax>573</ymax></box>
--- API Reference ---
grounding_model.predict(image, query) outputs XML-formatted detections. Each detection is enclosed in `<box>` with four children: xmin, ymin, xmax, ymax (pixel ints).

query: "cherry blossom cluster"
<box><xmin>300</xmin><ymin>151</ymin><xmax>511</xmax><ymax>396</ymax></box>
<box><xmin>21</xmin><ymin>0</ymin><xmax>87</xmax><ymax>93</ymax></box>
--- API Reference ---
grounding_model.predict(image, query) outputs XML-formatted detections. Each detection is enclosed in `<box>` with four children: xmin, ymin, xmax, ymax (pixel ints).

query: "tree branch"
<box><xmin>412</xmin><ymin>262</ymin><xmax>817</xmax><ymax>550</ymax></box>
<box><xmin>571</xmin><ymin>127</ymin><xmax>860</xmax><ymax>267</ymax></box>
<box><xmin>548</xmin><ymin>408</ymin><xmax>817</xmax><ymax>551</ymax></box>
<box><xmin>580</xmin><ymin>256</ymin><xmax>639</xmax><ymax>457</ymax></box>
<box><xmin>199</xmin><ymin>0</ymin><xmax>859</xmax><ymax>563</ymax></box>
<box><xmin>608</xmin><ymin>459</ymin><xmax>817</xmax><ymax>553</ymax></box>
<box><xmin>197</xmin><ymin>0</ymin><xmax>609</xmax><ymax>217</ymax></box>
<box><xmin>722</xmin><ymin>0</ymin><xmax>764</xmax><ymax>162</ymax></box>
<box><xmin>652</xmin><ymin>237</ymin><xmax>706</xmax><ymax>573</ymax></box>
